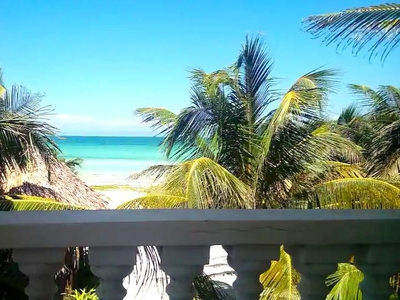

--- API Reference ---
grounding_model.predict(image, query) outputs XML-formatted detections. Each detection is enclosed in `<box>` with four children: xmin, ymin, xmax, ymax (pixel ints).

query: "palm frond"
<box><xmin>161</xmin><ymin>88</ymin><xmax>251</xmax><ymax>175</ymax></box>
<box><xmin>135</xmin><ymin>107</ymin><xmax>176</xmax><ymax>133</ymax></box>
<box><xmin>120</xmin><ymin>159</ymin><xmax>256</xmax><ymax>211</ymax></box>
<box><xmin>337</xmin><ymin>103</ymin><xmax>362</xmax><ymax>125</ymax></box>
<box><xmin>58</xmin><ymin>157</ymin><xmax>83</xmax><ymax>175</ymax></box>
<box><xmin>0</xmin><ymin>85</ymin><xmax>5</xmax><ymax>100</ymax></box>
<box><xmin>4</xmin><ymin>85</ymin><xmax>43</xmax><ymax>115</ymax></box>
<box><xmin>348</xmin><ymin>84</ymin><xmax>394</xmax><ymax>117</ymax></box>
<box><xmin>128</xmin><ymin>164</ymin><xmax>176</xmax><ymax>181</ymax></box>
<box><xmin>308</xmin><ymin>178</ymin><xmax>400</xmax><ymax>208</ymax></box>
<box><xmin>376</xmin><ymin>85</ymin><xmax>400</xmax><ymax>116</ymax></box>
<box><xmin>161</xmin><ymin>157</ymin><xmax>254</xmax><ymax>208</ymax></box>
<box><xmin>367</xmin><ymin>116</ymin><xmax>400</xmax><ymax>178</ymax></box>
<box><xmin>235</xmin><ymin>36</ymin><xmax>275</xmax><ymax>122</ymax></box>
<box><xmin>255</xmin><ymin>69</ymin><xmax>339</xmax><ymax>191</ymax></box>
<box><xmin>326</xmin><ymin>263</ymin><xmax>363</xmax><ymax>300</ymax></box>
<box><xmin>327</xmin><ymin>161</ymin><xmax>364</xmax><ymax>178</ymax></box>
<box><xmin>304</xmin><ymin>3</ymin><xmax>400</xmax><ymax>61</ymax></box>
<box><xmin>194</xmin><ymin>273</ymin><xmax>235</xmax><ymax>300</ymax></box>
<box><xmin>0</xmin><ymin>199</ymin><xmax>84</xmax><ymax>211</ymax></box>
<box><xmin>189</xmin><ymin>68</ymin><xmax>234</xmax><ymax>95</ymax></box>
<box><xmin>311</xmin><ymin>124</ymin><xmax>362</xmax><ymax>164</ymax></box>
<box><xmin>260</xmin><ymin>246</ymin><xmax>301</xmax><ymax>300</ymax></box>
<box><xmin>255</xmin><ymin>121</ymin><xmax>361</xmax><ymax>208</ymax></box>
<box><xmin>116</xmin><ymin>194</ymin><xmax>187</xmax><ymax>209</ymax></box>
<box><xmin>131</xmin><ymin>246</ymin><xmax>166</xmax><ymax>300</ymax></box>
<box><xmin>0</xmin><ymin>84</ymin><xmax>60</xmax><ymax>178</ymax></box>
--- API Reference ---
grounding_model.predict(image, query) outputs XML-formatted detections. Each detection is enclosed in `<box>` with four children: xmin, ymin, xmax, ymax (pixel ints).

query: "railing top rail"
<box><xmin>1</xmin><ymin>209</ymin><xmax>399</xmax><ymax>224</ymax></box>
<box><xmin>1</xmin><ymin>210</ymin><xmax>399</xmax><ymax>248</ymax></box>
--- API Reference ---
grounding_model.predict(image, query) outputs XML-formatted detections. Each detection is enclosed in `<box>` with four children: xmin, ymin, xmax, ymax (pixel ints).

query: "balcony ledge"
<box><xmin>1</xmin><ymin>209</ymin><xmax>399</xmax><ymax>248</ymax></box>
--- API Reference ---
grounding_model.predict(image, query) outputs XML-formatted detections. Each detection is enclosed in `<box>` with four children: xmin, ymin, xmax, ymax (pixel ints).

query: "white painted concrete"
<box><xmin>1</xmin><ymin>210</ymin><xmax>399</xmax><ymax>299</ymax></box>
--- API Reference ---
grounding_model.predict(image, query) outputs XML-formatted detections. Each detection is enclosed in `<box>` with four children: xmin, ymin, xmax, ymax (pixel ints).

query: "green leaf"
<box><xmin>166</xmin><ymin>157</ymin><xmax>254</xmax><ymax>208</ymax></box>
<box><xmin>0</xmin><ymin>199</ymin><xmax>84</xmax><ymax>211</ymax></box>
<box><xmin>310</xmin><ymin>178</ymin><xmax>400</xmax><ymax>208</ymax></box>
<box><xmin>255</xmin><ymin>69</ymin><xmax>339</xmax><ymax>192</ymax></box>
<box><xmin>326</xmin><ymin>263</ymin><xmax>363</xmax><ymax>300</ymax></box>
<box><xmin>135</xmin><ymin>107</ymin><xmax>176</xmax><ymax>133</ymax></box>
<box><xmin>116</xmin><ymin>194</ymin><xmax>187</xmax><ymax>209</ymax></box>
<box><xmin>260</xmin><ymin>246</ymin><xmax>301</xmax><ymax>300</ymax></box>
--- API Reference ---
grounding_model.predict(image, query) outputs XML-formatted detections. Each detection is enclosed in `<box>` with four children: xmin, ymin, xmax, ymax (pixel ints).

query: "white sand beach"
<box><xmin>82</xmin><ymin>173</ymin><xmax>236</xmax><ymax>299</ymax></box>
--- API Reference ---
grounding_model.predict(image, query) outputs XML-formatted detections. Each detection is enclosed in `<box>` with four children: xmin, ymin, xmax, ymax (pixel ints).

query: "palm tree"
<box><xmin>303</xmin><ymin>3</ymin><xmax>400</xmax><ymax>62</ymax></box>
<box><xmin>0</xmin><ymin>71</ymin><xmax>60</xmax><ymax>196</ymax></box>
<box><xmin>338</xmin><ymin>84</ymin><xmax>400</xmax><ymax>179</ymax></box>
<box><xmin>0</xmin><ymin>70</ymin><xmax>94</xmax><ymax>300</ymax></box>
<box><xmin>129</xmin><ymin>37</ymin><xmax>400</xmax><ymax>299</ymax></box>
<box><xmin>129</xmin><ymin>37</ymin><xmax>400</xmax><ymax>210</ymax></box>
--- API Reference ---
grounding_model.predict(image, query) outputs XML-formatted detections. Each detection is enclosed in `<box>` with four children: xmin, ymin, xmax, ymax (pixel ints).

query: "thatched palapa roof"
<box><xmin>2</xmin><ymin>156</ymin><xmax>108</xmax><ymax>209</ymax></box>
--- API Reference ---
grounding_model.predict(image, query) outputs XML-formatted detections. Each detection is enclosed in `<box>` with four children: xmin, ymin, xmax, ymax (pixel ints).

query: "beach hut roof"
<box><xmin>2</xmin><ymin>156</ymin><xmax>108</xmax><ymax>209</ymax></box>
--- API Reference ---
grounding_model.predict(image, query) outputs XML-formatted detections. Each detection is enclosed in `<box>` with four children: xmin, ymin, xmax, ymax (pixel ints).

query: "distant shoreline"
<box><xmin>83</xmin><ymin>172</ymin><xmax>161</xmax><ymax>209</ymax></box>
<box><xmin>59</xmin><ymin>135</ymin><xmax>162</xmax><ymax>138</ymax></box>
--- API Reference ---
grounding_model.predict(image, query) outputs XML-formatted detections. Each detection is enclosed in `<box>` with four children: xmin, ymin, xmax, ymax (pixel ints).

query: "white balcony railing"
<box><xmin>0</xmin><ymin>209</ymin><xmax>399</xmax><ymax>300</ymax></box>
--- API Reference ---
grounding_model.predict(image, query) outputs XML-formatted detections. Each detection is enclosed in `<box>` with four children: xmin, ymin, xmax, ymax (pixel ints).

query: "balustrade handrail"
<box><xmin>0</xmin><ymin>209</ymin><xmax>399</xmax><ymax>249</ymax></box>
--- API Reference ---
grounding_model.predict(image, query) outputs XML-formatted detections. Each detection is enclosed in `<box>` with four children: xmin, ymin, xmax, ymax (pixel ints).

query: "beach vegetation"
<box><xmin>63</xmin><ymin>288</ymin><xmax>99</xmax><ymax>300</ymax></box>
<box><xmin>132</xmin><ymin>36</ymin><xmax>400</xmax><ymax>211</ymax></box>
<box><xmin>0</xmin><ymin>70</ymin><xmax>60</xmax><ymax>197</ymax></box>
<box><xmin>58</xmin><ymin>157</ymin><xmax>84</xmax><ymax>175</ymax></box>
<box><xmin>90</xmin><ymin>184</ymin><xmax>139</xmax><ymax>191</ymax></box>
<box><xmin>132</xmin><ymin>36</ymin><xmax>400</xmax><ymax>299</ymax></box>
<box><xmin>1</xmin><ymin>1</ymin><xmax>400</xmax><ymax>297</ymax></box>
<box><xmin>0</xmin><ymin>71</ymin><xmax>100</xmax><ymax>299</ymax></box>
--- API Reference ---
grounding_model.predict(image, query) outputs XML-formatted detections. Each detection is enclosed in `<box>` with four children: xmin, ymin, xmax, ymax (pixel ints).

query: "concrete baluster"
<box><xmin>13</xmin><ymin>248</ymin><xmax>65</xmax><ymax>300</ymax></box>
<box><xmin>90</xmin><ymin>247</ymin><xmax>137</xmax><ymax>300</ymax></box>
<box><xmin>160</xmin><ymin>246</ymin><xmax>210</xmax><ymax>300</ymax></box>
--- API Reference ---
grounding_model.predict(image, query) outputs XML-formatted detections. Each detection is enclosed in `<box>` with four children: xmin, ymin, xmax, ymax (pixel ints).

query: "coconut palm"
<box><xmin>0</xmin><ymin>71</ymin><xmax>95</xmax><ymax>300</ymax></box>
<box><xmin>130</xmin><ymin>37</ymin><xmax>400</xmax><ymax>210</ymax></box>
<box><xmin>129</xmin><ymin>37</ymin><xmax>400</xmax><ymax>300</ymax></box>
<box><xmin>0</xmin><ymin>72</ymin><xmax>60</xmax><ymax>196</ymax></box>
<box><xmin>305</xmin><ymin>84</ymin><xmax>400</xmax><ymax>300</ymax></box>
<box><xmin>303</xmin><ymin>3</ymin><xmax>400</xmax><ymax>61</ymax></box>
<box><xmin>337</xmin><ymin>84</ymin><xmax>400</xmax><ymax>179</ymax></box>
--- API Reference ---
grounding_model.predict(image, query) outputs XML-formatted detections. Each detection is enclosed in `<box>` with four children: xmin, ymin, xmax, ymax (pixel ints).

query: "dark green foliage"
<box><xmin>0</xmin><ymin>250</ymin><xmax>28</xmax><ymax>300</ymax></box>
<box><xmin>304</xmin><ymin>3</ymin><xmax>400</xmax><ymax>62</ymax></box>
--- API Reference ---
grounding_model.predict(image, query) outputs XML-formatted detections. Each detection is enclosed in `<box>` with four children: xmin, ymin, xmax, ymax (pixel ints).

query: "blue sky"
<box><xmin>1</xmin><ymin>0</ymin><xmax>398</xmax><ymax>136</ymax></box>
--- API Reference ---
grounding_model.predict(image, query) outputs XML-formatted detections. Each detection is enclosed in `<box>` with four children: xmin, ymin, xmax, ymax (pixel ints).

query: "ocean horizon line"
<box><xmin>59</xmin><ymin>135</ymin><xmax>162</xmax><ymax>138</ymax></box>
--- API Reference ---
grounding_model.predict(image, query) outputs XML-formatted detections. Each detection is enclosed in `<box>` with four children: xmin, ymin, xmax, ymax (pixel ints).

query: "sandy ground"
<box><xmin>81</xmin><ymin>174</ymin><xmax>236</xmax><ymax>299</ymax></box>
<box><xmin>97</xmin><ymin>190</ymin><xmax>146</xmax><ymax>208</ymax></box>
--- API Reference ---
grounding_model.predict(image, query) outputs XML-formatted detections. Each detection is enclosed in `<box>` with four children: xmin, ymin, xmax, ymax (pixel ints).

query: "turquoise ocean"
<box><xmin>57</xmin><ymin>136</ymin><xmax>168</xmax><ymax>184</ymax></box>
